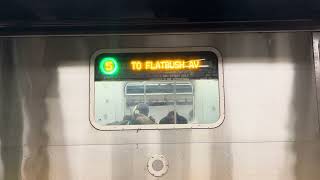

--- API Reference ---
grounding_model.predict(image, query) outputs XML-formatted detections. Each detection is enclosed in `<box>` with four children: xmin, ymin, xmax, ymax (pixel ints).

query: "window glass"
<box><xmin>92</xmin><ymin>50</ymin><xmax>222</xmax><ymax>128</ymax></box>
<box><xmin>146</xmin><ymin>83</ymin><xmax>174</xmax><ymax>94</ymax></box>
<box><xmin>126</xmin><ymin>84</ymin><xmax>144</xmax><ymax>94</ymax></box>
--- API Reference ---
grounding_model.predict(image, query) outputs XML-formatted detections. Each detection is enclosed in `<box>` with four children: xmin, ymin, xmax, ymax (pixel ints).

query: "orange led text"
<box><xmin>130</xmin><ymin>59</ymin><xmax>202</xmax><ymax>71</ymax></box>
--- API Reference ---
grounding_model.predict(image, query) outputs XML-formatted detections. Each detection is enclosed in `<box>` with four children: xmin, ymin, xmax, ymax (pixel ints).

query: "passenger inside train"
<box><xmin>108</xmin><ymin>103</ymin><xmax>156</xmax><ymax>125</ymax></box>
<box><xmin>108</xmin><ymin>103</ymin><xmax>188</xmax><ymax>125</ymax></box>
<box><xmin>159</xmin><ymin>111</ymin><xmax>188</xmax><ymax>124</ymax></box>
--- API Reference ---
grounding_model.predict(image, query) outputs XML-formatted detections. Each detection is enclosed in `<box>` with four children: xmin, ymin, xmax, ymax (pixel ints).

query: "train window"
<box><xmin>90</xmin><ymin>48</ymin><xmax>224</xmax><ymax>130</ymax></box>
<box><xmin>125</xmin><ymin>82</ymin><xmax>194</xmax><ymax>124</ymax></box>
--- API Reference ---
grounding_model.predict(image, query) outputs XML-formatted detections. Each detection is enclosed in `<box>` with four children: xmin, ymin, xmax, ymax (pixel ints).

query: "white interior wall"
<box><xmin>193</xmin><ymin>79</ymin><xmax>220</xmax><ymax>124</ymax></box>
<box><xmin>95</xmin><ymin>81</ymin><xmax>125</xmax><ymax>125</ymax></box>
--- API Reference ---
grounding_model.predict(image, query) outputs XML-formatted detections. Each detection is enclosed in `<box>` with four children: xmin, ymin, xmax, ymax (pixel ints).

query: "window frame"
<box><xmin>89</xmin><ymin>47</ymin><xmax>225</xmax><ymax>130</ymax></box>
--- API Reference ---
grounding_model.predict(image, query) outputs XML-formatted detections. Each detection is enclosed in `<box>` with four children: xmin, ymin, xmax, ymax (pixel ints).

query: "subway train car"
<box><xmin>1</xmin><ymin>0</ymin><xmax>320</xmax><ymax>180</ymax></box>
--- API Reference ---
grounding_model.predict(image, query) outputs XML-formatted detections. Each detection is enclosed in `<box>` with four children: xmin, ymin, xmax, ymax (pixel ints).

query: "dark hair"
<box><xmin>136</xmin><ymin>103</ymin><xmax>149</xmax><ymax>116</ymax></box>
<box><xmin>168</xmin><ymin>111</ymin><xmax>175</xmax><ymax>116</ymax></box>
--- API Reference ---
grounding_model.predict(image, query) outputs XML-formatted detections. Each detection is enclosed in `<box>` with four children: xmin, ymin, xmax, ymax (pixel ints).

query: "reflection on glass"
<box><xmin>176</xmin><ymin>84</ymin><xmax>193</xmax><ymax>93</ymax></box>
<box><xmin>126</xmin><ymin>84</ymin><xmax>144</xmax><ymax>94</ymax></box>
<box><xmin>146</xmin><ymin>83</ymin><xmax>174</xmax><ymax>94</ymax></box>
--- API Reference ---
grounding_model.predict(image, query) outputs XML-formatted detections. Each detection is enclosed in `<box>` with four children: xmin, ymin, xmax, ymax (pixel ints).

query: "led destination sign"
<box><xmin>94</xmin><ymin>51</ymin><xmax>218</xmax><ymax>80</ymax></box>
<box><xmin>130</xmin><ymin>59</ymin><xmax>202</xmax><ymax>71</ymax></box>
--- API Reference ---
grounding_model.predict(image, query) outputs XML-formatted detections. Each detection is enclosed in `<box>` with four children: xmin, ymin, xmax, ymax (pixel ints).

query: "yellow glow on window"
<box><xmin>130</xmin><ymin>59</ymin><xmax>202</xmax><ymax>71</ymax></box>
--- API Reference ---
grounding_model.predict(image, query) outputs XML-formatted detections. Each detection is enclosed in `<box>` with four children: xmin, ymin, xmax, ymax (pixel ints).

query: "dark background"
<box><xmin>0</xmin><ymin>0</ymin><xmax>319</xmax><ymax>34</ymax></box>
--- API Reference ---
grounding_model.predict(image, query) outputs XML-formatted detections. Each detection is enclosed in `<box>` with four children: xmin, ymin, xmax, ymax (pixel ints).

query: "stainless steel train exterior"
<box><xmin>0</xmin><ymin>32</ymin><xmax>320</xmax><ymax>180</ymax></box>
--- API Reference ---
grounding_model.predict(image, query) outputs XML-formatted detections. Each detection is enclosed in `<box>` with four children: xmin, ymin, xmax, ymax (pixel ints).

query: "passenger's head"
<box><xmin>167</xmin><ymin>111</ymin><xmax>175</xmax><ymax>123</ymax></box>
<box><xmin>168</xmin><ymin>111</ymin><xmax>174</xmax><ymax>117</ymax></box>
<box><xmin>133</xmin><ymin>103</ymin><xmax>149</xmax><ymax>117</ymax></box>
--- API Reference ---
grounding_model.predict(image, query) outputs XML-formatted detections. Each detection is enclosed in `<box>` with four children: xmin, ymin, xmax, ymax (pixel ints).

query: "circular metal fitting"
<box><xmin>147</xmin><ymin>154</ymin><xmax>169</xmax><ymax>177</ymax></box>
